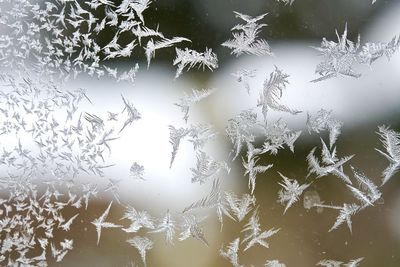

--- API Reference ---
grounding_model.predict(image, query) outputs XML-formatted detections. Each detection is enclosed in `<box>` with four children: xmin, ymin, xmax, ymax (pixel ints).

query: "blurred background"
<box><xmin>2</xmin><ymin>0</ymin><xmax>400</xmax><ymax>266</ymax></box>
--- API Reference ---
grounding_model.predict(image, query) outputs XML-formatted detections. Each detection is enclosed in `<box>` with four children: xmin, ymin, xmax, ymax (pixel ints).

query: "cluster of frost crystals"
<box><xmin>1</xmin><ymin>0</ymin><xmax>399</xmax><ymax>265</ymax></box>
<box><xmin>0</xmin><ymin>0</ymin><xmax>218</xmax><ymax>82</ymax></box>
<box><xmin>222</xmin><ymin>12</ymin><xmax>273</xmax><ymax>57</ymax></box>
<box><xmin>312</xmin><ymin>24</ymin><xmax>400</xmax><ymax>82</ymax></box>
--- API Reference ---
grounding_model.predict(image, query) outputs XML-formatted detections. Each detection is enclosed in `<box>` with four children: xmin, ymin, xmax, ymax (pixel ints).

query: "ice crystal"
<box><xmin>149</xmin><ymin>210</ymin><xmax>176</xmax><ymax>245</ymax></box>
<box><xmin>120</xmin><ymin>95</ymin><xmax>141</xmax><ymax>134</ymax></box>
<box><xmin>130</xmin><ymin>162</ymin><xmax>145</xmax><ymax>180</ymax></box>
<box><xmin>307</xmin><ymin>139</ymin><xmax>354</xmax><ymax>184</ymax></box>
<box><xmin>222</xmin><ymin>12</ymin><xmax>272</xmax><ymax>57</ymax></box>
<box><xmin>317</xmin><ymin>258</ymin><xmax>363</xmax><ymax>267</ymax></box>
<box><xmin>168</xmin><ymin>125</ymin><xmax>191</xmax><ymax>168</ymax></box>
<box><xmin>173</xmin><ymin>48</ymin><xmax>218</xmax><ymax>79</ymax></box>
<box><xmin>346</xmin><ymin>166</ymin><xmax>381</xmax><ymax>208</ymax></box>
<box><xmin>307</xmin><ymin>109</ymin><xmax>343</xmax><ymax>148</ymax></box>
<box><xmin>168</xmin><ymin>124</ymin><xmax>217</xmax><ymax>168</ymax></box>
<box><xmin>375</xmin><ymin>125</ymin><xmax>400</xmax><ymax>185</ymax></box>
<box><xmin>265</xmin><ymin>260</ymin><xmax>286</xmax><ymax>267</ymax></box>
<box><xmin>175</xmin><ymin>88</ymin><xmax>215</xmax><ymax>123</ymax></box>
<box><xmin>126</xmin><ymin>236</ymin><xmax>153</xmax><ymax>267</ymax></box>
<box><xmin>183</xmin><ymin>179</ymin><xmax>233</xmax><ymax>230</ymax></box>
<box><xmin>314</xmin><ymin>203</ymin><xmax>359</xmax><ymax>233</ymax></box>
<box><xmin>178</xmin><ymin>214</ymin><xmax>209</xmax><ymax>246</ymax></box>
<box><xmin>224</xmin><ymin>192</ymin><xmax>256</xmax><ymax>222</ymax></box>
<box><xmin>121</xmin><ymin>206</ymin><xmax>155</xmax><ymax>233</ymax></box>
<box><xmin>226</xmin><ymin>110</ymin><xmax>258</xmax><ymax>160</ymax></box>
<box><xmin>262</xmin><ymin>120</ymin><xmax>302</xmax><ymax>155</ymax></box>
<box><xmin>243</xmin><ymin>142</ymin><xmax>273</xmax><ymax>194</ymax></box>
<box><xmin>191</xmin><ymin>151</ymin><xmax>230</xmax><ymax>184</ymax></box>
<box><xmin>231</xmin><ymin>69</ymin><xmax>257</xmax><ymax>94</ymax></box>
<box><xmin>258</xmin><ymin>66</ymin><xmax>301</xmax><ymax>121</ymax></box>
<box><xmin>91</xmin><ymin>201</ymin><xmax>122</xmax><ymax>245</ymax></box>
<box><xmin>277</xmin><ymin>172</ymin><xmax>310</xmax><ymax>214</ymax></box>
<box><xmin>241</xmin><ymin>209</ymin><xmax>280</xmax><ymax>251</ymax></box>
<box><xmin>220</xmin><ymin>238</ymin><xmax>242</xmax><ymax>267</ymax></box>
<box><xmin>145</xmin><ymin>37</ymin><xmax>191</xmax><ymax>68</ymax></box>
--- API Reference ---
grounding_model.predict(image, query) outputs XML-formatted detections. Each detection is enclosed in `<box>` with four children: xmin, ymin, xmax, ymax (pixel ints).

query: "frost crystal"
<box><xmin>222</xmin><ymin>12</ymin><xmax>273</xmax><ymax>57</ymax></box>
<box><xmin>307</xmin><ymin>139</ymin><xmax>354</xmax><ymax>184</ymax></box>
<box><xmin>126</xmin><ymin>236</ymin><xmax>153</xmax><ymax>267</ymax></box>
<box><xmin>241</xmin><ymin>209</ymin><xmax>280</xmax><ymax>251</ymax></box>
<box><xmin>243</xmin><ymin>142</ymin><xmax>273</xmax><ymax>194</ymax></box>
<box><xmin>265</xmin><ymin>260</ymin><xmax>286</xmax><ymax>267</ymax></box>
<box><xmin>226</xmin><ymin>110</ymin><xmax>258</xmax><ymax>160</ymax></box>
<box><xmin>120</xmin><ymin>95</ymin><xmax>141</xmax><ymax>133</ymax></box>
<box><xmin>307</xmin><ymin>109</ymin><xmax>343</xmax><ymax>148</ymax></box>
<box><xmin>179</xmin><ymin>215</ymin><xmax>209</xmax><ymax>246</ymax></box>
<box><xmin>317</xmin><ymin>258</ymin><xmax>363</xmax><ymax>267</ymax></box>
<box><xmin>231</xmin><ymin>69</ymin><xmax>257</xmax><ymax>94</ymax></box>
<box><xmin>130</xmin><ymin>162</ymin><xmax>145</xmax><ymax>180</ymax></box>
<box><xmin>91</xmin><ymin>201</ymin><xmax>122</xmax><ymax>245</ymax></box>
<box><xmin>121</xmin><ymin>206</ymin><xmax>155</xmax><ymax>233</ymax></box>
<box><xmin>262</xmin><ymin>120</ymin><xmax>302</xmax><ymax>155</ymax></box>
<box><xmin>346</xmin><ymin>166</ymin><xmax>381</xmax><ymax>208</ymax></box>
<box><xmin>149</xmin><ymin>210</ymin><xmax>176</xmax><ymax>245</ymax></box>
<box><xmin>191</xmin><ymin>151</ymin><xmax>230</xmax><ymax>184</ymax></box>
<box><xmin>258</xmin><ymin>66</ymin><xmax>301</xmax><ymax>121</ymax></box>
<box><xmin>314</xmin><ymin>203</ymin><xmax>359</xmax><ymax>233</ymax></box>
<box><xmin>173</xmin><ymin>48</ymin><xmax>218</xmax><ymax>79</ymax></box>
<box><xmin>183</xmin><ymin>179</ymin><xmax>233</xmax><ymax>230</ymax></box>
<box><xmin>277</xmin><ymin>172</ymin><xmax>310</xmax><ymax>214</ymax></box>
<box><xmin>168</xmin><ymin>124</ymin><xmax>217</xmax><ymax>168</ymax></box>
<box><xmin>220</xmin><ymin>238</ymin><xmax>242</xmax><ymax>267</ymax></box>
<box><xmin>375</xmin><ymin>125</ymin><xmax>400</xmax><ymax>185</ymax></box>
<box><xmin>225</xmin><ymin>192</ymin><xmax>256</xmax><ymax>222</ymax></box>
<box><xmin>175</xmin><ymin>88</ymin><xmax>215</xmax><ymax>123</ymax></box>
